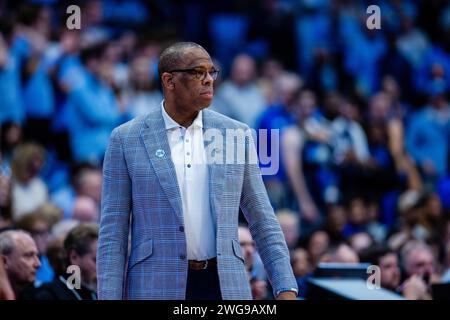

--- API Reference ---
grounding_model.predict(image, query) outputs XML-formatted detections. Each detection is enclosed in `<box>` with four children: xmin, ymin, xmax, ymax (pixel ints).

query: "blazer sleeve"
<box><xmin>239</xmin><ymin>125</ymin><xmax>298</xmax><ymax>297</ymax></box>
<box><xmin>97</xmin><ymin>127</ymin><xmax>132</xmax><ymax>299</ymax></box>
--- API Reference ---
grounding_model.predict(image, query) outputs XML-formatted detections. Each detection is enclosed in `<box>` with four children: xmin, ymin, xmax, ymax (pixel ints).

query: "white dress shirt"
<box><xmin>161</xmin><ymin>102</ymin><xmax>216</xmax><ymax>260</ymax></box>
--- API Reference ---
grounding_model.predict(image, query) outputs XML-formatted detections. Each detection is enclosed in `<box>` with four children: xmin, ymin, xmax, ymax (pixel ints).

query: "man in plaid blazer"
<box><xmin>97</xmin><ymin>42</ymin><xmax>298</xmax><ymax>300</ymax></box>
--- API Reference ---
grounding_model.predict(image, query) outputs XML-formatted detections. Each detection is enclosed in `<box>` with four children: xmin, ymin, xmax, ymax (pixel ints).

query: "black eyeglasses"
<box><xmin>168</xmin><ymin>67</ymin><xmax>220</xmax><ymax>81</ymax></box>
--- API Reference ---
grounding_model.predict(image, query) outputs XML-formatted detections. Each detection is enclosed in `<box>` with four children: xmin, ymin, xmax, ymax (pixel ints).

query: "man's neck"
<box><xmin>163</xmin><ymin>101</ymin><xmax>198</xmax><ymax>128</ymax></box>
<box><xmin>11</xmin><ymin>281</ymin><xmax>25</xmax><ymax>299</ymax></box>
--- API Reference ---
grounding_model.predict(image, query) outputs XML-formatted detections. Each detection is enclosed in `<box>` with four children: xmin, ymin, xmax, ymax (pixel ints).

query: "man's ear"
<box><xmin>2</xmin><ymin>254</ymin><xmax>10</xmax><ymax>270</ymax></box>
<box><xmin>162</xmin><ymin>72</ymin><xmax>174</xmax><ymax>90</ymax></box>
<box><xmin>69</xmin><ymin>249</ymin><xmax>79</xmax><ymax>266</ymax></box>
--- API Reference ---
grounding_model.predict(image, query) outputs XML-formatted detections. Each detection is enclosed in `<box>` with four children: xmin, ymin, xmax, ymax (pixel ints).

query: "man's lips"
<box><xmin>200</xmin><ymin>91</ymin><xmax>213</xmax><ymax>97</ymax></box>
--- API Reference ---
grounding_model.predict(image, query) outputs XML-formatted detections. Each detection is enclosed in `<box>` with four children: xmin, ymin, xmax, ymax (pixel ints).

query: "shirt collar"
<box><xmin>161</xmin><ymin>100</ymin><xmax>203</xmax><ymax>130</ymax></box>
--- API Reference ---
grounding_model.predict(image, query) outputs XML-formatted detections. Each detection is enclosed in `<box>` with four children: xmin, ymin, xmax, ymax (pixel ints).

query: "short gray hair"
<box><xmin>401</xmin><ymin>240</ymin><xmax>433</xmax><ymax>269</ymax></box>
<box><xmin>0</xmin><ymin>230</ymin><xmax>31</xmax><ymax>256</ymax></box>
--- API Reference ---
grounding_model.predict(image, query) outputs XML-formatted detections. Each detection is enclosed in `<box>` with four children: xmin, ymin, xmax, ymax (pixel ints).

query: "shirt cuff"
<box><xmin>276</xmin><ymin>288</ymin><xmax>298</xmax><ymax>297</ymax></box>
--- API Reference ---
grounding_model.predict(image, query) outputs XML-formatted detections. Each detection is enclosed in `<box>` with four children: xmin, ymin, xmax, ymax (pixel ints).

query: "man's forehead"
<box><xmin>14</xmin><ymin>234</ymin><xmax>37</xmax><ymax>252</ymax></box>
<box><xmin>181</xmin><ymin>48</ymin><xmax>212</xmax><ymax>67</ymax></box>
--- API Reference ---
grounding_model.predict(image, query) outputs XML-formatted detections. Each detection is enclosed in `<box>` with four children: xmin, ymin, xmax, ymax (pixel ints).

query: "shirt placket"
<box><xmin>184</xmin><ymin>128</ymin><xmax>193</xmax><ymax>181</ymax></box>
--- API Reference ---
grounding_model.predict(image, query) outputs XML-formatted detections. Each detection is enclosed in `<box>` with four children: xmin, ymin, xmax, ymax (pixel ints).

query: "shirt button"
<box><xmin>180</xmin><ymin>254</ymin><xmax>186</xmax><ymax>260</ymax></box>
<box><xmin>186</xmin><ymin>139</ymin><xmax>189</xmax><ymax>143</ymax></box>
<box><xmin>186</xmin><ymin>152</ymin><xmax>190</xmax><ymax>156</ymax></box>
<box><xmin>179</xmin><ymin>226</ymin><xmax>184</xmax><ymax>232</ymax></box>
<box><xmin>187</xmin><ymin>164</ymin><xmax>191</xmax><ymax>168</ymax></box>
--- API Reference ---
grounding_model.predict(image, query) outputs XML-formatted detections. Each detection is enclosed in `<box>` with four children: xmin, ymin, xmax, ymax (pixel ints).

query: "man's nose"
<box><xmin>203</xmin><ymin>71</ymin><xmax>214</xmax><ymax>84</ymax></box>
<box><xmin>34</xmin><ymin>255</ymin><xmax>41</xmax><ymax>269</ymax></box>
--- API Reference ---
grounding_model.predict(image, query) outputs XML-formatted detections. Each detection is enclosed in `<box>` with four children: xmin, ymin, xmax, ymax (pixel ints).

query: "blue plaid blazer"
<box><xmin>97</xmin><ymin>106</ymin><xmax>297</xmax><ymax>300</ymax></box>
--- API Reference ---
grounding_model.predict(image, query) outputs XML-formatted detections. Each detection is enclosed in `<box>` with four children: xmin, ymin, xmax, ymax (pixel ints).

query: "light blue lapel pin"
<box><xmin>155</xmin><ymin>149</ymin><xmax>165</xmax><ymax>158</ymax></box>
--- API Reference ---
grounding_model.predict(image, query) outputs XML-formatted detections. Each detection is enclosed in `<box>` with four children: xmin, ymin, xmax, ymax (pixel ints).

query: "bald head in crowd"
<box><xmin>0</xmin><ymin>230</ymin><xmax>41</xmax><ymax>298</ymax></box>
<box><xmin>73</xmin><ymin>196</ymin><xmax>100</xmax><ymax>222</ymax></box>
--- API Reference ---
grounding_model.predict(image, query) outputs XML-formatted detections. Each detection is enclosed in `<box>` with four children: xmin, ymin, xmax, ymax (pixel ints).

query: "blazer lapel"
<box><xmin>141</xmin><ymin>109</ymin><xmax>183</xmax><ymax>222</ymax></box>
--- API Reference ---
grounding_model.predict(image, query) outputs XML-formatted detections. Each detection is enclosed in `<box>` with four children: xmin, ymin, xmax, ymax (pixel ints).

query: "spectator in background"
<box><xmin>16</xmin><ymin>212</ymin><xmax>54</xmax><ymax>286</ymax></box>
<box><xmin>215</xmin><ymin>53</ymin><xmax>266</xmax><ymax>127</ymax></box>
<box><xmin>276</xmin><ymin>209</ymin><xmax>300</xmax><ymax>250</ymax></box>
<box><xmin>282</xmin><ymin>89</ymin><xmax>326</xmax><ymax>224</ymax></box>
<box><xmin>51</xmin><ymin>163</ymin><xmax>102</xmax><ymax>220</ymax></box>
<box><xmin>66</xmin><ymin>42</ymin><xmax>127</xmax><ymax>165</ymax></box>
<box><xmin>324</xmin><ymin>204</ymin><xmax>347</xmax><ymax>244</ymax></box>
<box><xmin>388</xmin><ymin>190</ymin><xmax>428</xmax><ymax>251</ymax></box>
<box><xmin>406</xmin><ymin>86</ymin><xmax>450</xmax><ymax>183</ymax></box>
<box><xmin>0</xmin><ymin>174</ymin><xmax>13</xmax><ymax>230</ymax></box>
<box><xmin>307</xmin><ymin>230</ymin><xmax>330</xmax><ymax>268</ymax></box>
<box><xmin>348</xmin><ymin>232</ymin><xmax>374</xmax><ymax>255</ymax></box>
<box><xmin>257</xmin><ymin>72</ymin><xmax>302</xmax><ymax>209</ymax></box>
<box><xmin>290</xmin><ymin>247</ymin><xmax>311</xmax><ymax>298</ymax></box>
<box><xmin>1</xmin><ymin>121</ymin><xmax>23</xmax><ymax>176</ymax></box>
<box><xmin>342</xmin><ymin>198</ymin><xmax>369</xmax><ymax>239</ymax></box>
<box><xmin>34</xmin><ymin>223</ymin><xmax>98</xmax><ymax>300</ymax></box>
<box><xmin>0</xmin><ymin>19</ymin><xmax>25</xmax><ymax>126</ymax></box>
<box><xmin>34</xmin><ymin>203</ymin><xmax>63</xmax><ymax>230</ymax></box>
<box><xmin>256</xmin><ymin>58</ymin><xmax>284</xmax><ymax>105</ymax></box>
<box><xmin>0</xmin><ymin>230</ymin><xmax>41</xmax><ymax>299</ymax></box>
<box><xmin>73</xmin><ymin>196</ymin><xmax>99</xmax><ymax>223</ymax></box>
<box><xmin>122</xmin><ymin>55</ymin><xmax>162</xmax><ymax>118</ymax></box>
<box><xmin>73</xmin><ymin>166</ymin><xmax>103</xmax><ymax>207</ymax></box>
<box><xmin>359</xmin><ymin>245</ymin><xmax>401</xmax><ymax>292</ymax></box>
<box><xmin>334</xmin><ymin>243</ymin><xmax>360</xmax><ymax>264</ymax></box>
<box><xmin>19</xmin><ymin>4</ymin><xmax>55</xmax><ymax>149</ymax></box>
<box><xmin>399</xmin><ymin>241</ymin><xmax>436</xmax><ymax>300</ymax></box>
<box><xmin>238</xmin><ymin>225</ymin><xmax>268</xmax><ymax>300</ymax></box>
<box><xmin>10</xmin><ymin>143</ymin><xmax>48</xmax><ymax>220</ymax></box>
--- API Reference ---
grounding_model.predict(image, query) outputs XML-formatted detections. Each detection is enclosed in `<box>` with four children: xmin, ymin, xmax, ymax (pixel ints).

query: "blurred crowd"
<box><xmin>1</xmin><ymin>0</ymin><xmax>450</xmax><ymax>300</ymax></box>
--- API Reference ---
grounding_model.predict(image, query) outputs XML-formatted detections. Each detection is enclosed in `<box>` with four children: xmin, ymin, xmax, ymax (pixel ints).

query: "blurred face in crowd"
<box><xmin>404</xmin><ymin>247</ymin><xmax>434</xmax><ymax>278</ymax></box>
<box><xmin>230</xmin><ymin>54</ymin><xmax>256</xmax><ymax>87</ymax></box>
<box><xmin>348</xmin><ymin>232</ymin><xmax>373</xmax><ymax>254</ymax></box>
<box><xmin>379</xmin><ymin>253</ymin><xmax>401</xmax><ymax>290</ymax></box>
<box><xmin>69</xmin><ymin>239</ymin><xmax>98</xmax><ymax>286</ymax></box>
<box><xmin>163</xmin><ymin>47</ymin><xmax>216</xmax><ymax>112</ymax></box>
<box><xmin>79</xmin><ymin>170</ymin><xmax>103</xmax><ymax>204</ymax></box>
<box><xmin>424</xmin><ymin>194</ymin><xmax>442</xmax><ymax>221</ymax></box>
<box><xmin>261</xmin><ymin>59</ymin><xmax>282</xmax><ymax>81</ymax></box>
<box><xmin>291</xmin><ymin>248</ymin><xmax>310</xmax><ymax>277</ymax></box>
<box><xmin>326</xmin><ymin>205</ymin><xmax>347</xmax><ymax>236</ymax></box>
<box><xmin>35</xmin><ymin>7</ymin><xmax>51</xmax><ymax>38</ymax></box>
<box><xmin>130</xmin><ymin>56</ymin><xmax>153</xmax><ymax>90</ymax></box>
<box><xmin>369</xmin><ymin>92</ymin><xmax>391</xmax><ymax>122</ymax></box>
<box><xmin>274</xmin><ymin>73</ymin><xmax>302</xmax><ymax>107</ymax></box>
<box><xmin>308</xmin><ymin>231</ymin><xmax>330</xmax><ymax>265</ymax></box>
<box><xmin>3</xmin><ymin>233</ymin><xmax>41</xmax><ymax>288</ymax></box>
<box><xmin>323</xmin><ymin>92</ymin><xmax>342</xmax><ymax>120</ymax></box>
<box><xmin>238</xmin><ymin>226</ymin><xmax>255</xmax><ymax>270</ymax></box>
<box><xmin>277</xmin><ymin>213</ymin><xmax>299</xmax><ymax>250</ymax></box>
<box><xmin>339</xmin><ymin>100</ymin><xmax>360</xmax><ymax>121</ymax></box>
<box><xmin>29</xmin><ymin>219</ymin><xmax>50</xmax><ymax>255</ymax></box>
<box><xmin>382</xmin><ymin>76</ymin><xmax>400</xmax><ymax>100</ymax></box>
<box><xmin>334</xmin><ymin>244</ymin><xmax>359</xmax><ymax>264</ymax></box>
<box><xmin>73</xmin><ymin>196</ymin><xmax>100</xmax><ymax>223</ymax></box>
<box><xmin>295</xmin><ymin>90</ymin><xmax>317</xmax><ymax>120</ymax></box>
<box><xmin>348</xmin><ymin>198</ymin><xmax>367</xmax><ymax>226</ymax></box>
<box><xmin>3</xmin><ymin>123</ymin><xmax>22</xmax><ymax>150</ymax></box>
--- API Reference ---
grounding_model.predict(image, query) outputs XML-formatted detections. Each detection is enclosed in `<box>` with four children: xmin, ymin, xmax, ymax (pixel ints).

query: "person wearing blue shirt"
<box><xmin>406</xmin><ymin>87</ymin><xmax>450</xmax><ymax>181</ymax></box>
<box><xmin>0</xmin><ymin>23</ymin><xmax>25</xmax><ymax>126</ymax></box>
<box><xmin>66</xmin><ymin>43</ymin><xmax>127</xmax><ymax>165</ymax></box>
